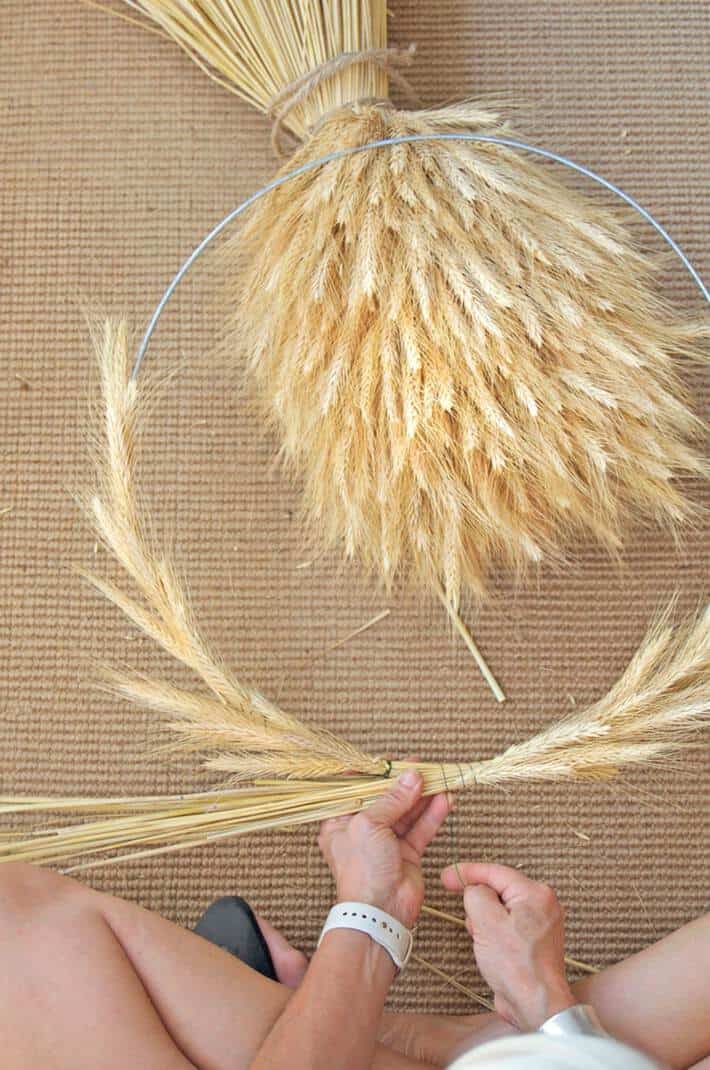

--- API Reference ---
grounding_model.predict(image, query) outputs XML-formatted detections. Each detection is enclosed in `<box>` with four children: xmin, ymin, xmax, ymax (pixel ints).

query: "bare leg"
<box><xmin>252</xmin><ymin>911</ymin><xmax>308</xmax><ymax>988</ymax></box>
<box><xmin>0</xmin><ymin>864</ymin><xmax>430</xmax><ymax>1069</ymax></box>
<box><xmin>379</xmin><ymin>1008</ymin><xmax>514</xmax><ymax>1066</ymax></box>
<box><xmin>574</xmin><ymin>914</ymin><xmax>710</xmax><ymax>1070</ymax></box>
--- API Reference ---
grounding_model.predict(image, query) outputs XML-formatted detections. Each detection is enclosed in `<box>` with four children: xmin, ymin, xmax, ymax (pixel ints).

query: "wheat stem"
<box><xmin>410</xmin><ymin>952</ymin><xmax>493</xmax><ymax>1011</ymax></box>
<box><xmin>420</xmin><ymin>905</ymin><xmax>598</xmax><ymax>974</ymax></box>
<box><xmin>436</xmin><ymin>586</ymin><xmax>506</xmax><ymax>703</ymax></box>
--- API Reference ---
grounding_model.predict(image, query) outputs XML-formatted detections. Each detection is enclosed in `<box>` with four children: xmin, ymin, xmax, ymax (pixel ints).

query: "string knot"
<box><xmin>267</xmin><ymin>44</ymin><xmax>417</xmax><ymax>156</ymax></box>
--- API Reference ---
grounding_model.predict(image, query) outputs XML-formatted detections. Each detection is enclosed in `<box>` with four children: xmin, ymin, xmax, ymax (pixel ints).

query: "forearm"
<box><xmin>251</xmin><ymin>929</ymin><xmax>397</xmax><ymax>1070</ymax></box>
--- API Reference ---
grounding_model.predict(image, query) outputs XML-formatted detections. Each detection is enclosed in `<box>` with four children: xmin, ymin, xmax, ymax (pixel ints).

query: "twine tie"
<box><xmin>267</xmin><ymin>44</ymin><xmax>417</xmax><ymax>155</ymax></box>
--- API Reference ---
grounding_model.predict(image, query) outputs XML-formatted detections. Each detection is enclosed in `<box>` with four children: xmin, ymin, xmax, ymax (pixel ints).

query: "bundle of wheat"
<box><xmin>92</xmin><ymin>0</ymin><xmax>707</xmax><ymax>613</ymax></box>
<box><xmin>0</xmin><ymin>320</ymin><xmax>706</xmax><ymax>872</ymax></box>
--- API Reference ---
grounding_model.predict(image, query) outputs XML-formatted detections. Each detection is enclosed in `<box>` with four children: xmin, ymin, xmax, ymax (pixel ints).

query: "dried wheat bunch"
<box><xmin>96</xmin><ymin>0</ymin><xmax>707</xmax><ymax>607</ymax></box>
<box><xmin>0</xmin><ymin>319</ymin><xmax>706</xmax><ymax>871</ymax></box>
<box><xmin>231</xmin><ymin>102</ymin><xmax>706</xmax><ymax>603</ymax></box>
<box><xmin>81</xmin><ymin>321</ymin><xmax>380</xmax><ymax>782</ymax></box>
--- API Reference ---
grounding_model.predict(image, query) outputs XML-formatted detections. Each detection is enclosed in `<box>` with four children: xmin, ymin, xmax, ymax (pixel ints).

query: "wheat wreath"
<box><xmin>1</xmin><ymin>2</ymin><xmax>707</xmax><ymax>1008</ymax></box>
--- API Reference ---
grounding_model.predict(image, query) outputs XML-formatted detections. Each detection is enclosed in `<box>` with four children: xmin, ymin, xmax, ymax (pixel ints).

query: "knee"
<box><xmin>0</xmin><ymin>862</ymin><xmax>81</xmax><ymax>929</ymax></box>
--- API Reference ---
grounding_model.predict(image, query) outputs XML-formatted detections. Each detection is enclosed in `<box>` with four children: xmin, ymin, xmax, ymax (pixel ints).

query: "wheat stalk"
<box><xmin>83</xmin><ymin>318</ymin><xmax>384</xmax><ymax>779</ymax></box>
<box><xmin>0</xmin><ymin>319</ymin><xmax>706</xmax><ymax>871</ymax></box>
<box><xmin>93</xmin><ymin>1</ymin><xmax>388</xmax><ymax>139</ymax></box>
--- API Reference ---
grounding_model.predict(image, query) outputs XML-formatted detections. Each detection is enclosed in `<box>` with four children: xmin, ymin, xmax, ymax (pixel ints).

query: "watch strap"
<box><xmin>318</xmin><ymin>902</ymin><xmax>413</xmax><ymax>970</ymax></box>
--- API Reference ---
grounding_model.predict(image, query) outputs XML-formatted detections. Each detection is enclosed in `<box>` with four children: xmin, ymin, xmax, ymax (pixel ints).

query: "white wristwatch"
<box><xmin>318</xmin><ymin>902</ymin><xmax>414</xmax><ymax>971</ymax></box>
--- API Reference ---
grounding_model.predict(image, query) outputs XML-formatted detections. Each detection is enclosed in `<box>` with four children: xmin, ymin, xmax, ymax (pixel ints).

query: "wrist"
<box><xmin>322</xmin><ymin>901</ymin><xmax>413</xmax><ymax>971</ymax></box>
<box><xmin>320</xmin><ymin>927</ymin><xmax>397</xmax><ymax>986</ymax></box>
<box><xmin>335</xmin><ymin>888</ymin><xmax>411</xmax><ymax>928</ymax></box>
<box><xmin>540</xmin><ymin>1003</ymin><xmax>606</xmax><ymax>1037</ymax></box>
<box><xmin>515</xmin><ymin>980</ymin><xmax>577</xmax><ymax>1031</ymax></box>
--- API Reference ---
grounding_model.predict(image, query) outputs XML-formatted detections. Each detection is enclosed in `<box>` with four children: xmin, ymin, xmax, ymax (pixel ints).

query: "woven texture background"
<box><xmin>1</xmin><ymin>2</ymin><xmax>708</xmax><ymax>1012</ymax></box>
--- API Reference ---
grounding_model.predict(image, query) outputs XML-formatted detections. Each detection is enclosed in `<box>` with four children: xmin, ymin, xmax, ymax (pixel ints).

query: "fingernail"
<box><xmin>400</xmin><ymin>769</ymin><xmax>420</xmax><ymax>788</ymax></box>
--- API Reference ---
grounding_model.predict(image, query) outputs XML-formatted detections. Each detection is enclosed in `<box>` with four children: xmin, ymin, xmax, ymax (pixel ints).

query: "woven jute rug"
<box><xmin>1</xmin><ymin>1</ymin><xmax>707</xmax><ymax>1011</ymax></box>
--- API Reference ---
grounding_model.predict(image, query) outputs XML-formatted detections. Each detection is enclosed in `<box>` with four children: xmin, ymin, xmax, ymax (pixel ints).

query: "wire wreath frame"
<box><xmin>131</xmin><ymin>131</ymin><xmax>709</xmax><ymax>381</ymax></box>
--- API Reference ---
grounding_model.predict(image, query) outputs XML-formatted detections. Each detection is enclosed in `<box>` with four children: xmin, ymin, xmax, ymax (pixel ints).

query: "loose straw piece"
<box><xmin>563</xmin><ymin>955</ymin><xmax>599</xmax><ymax>976</ymax></box>
<box><xmin>325</xmin><ymin>608</ymin><xmax>390</xmax><ymax>654</ymax></box>
<box><xmin>411</xmin><ymin>951</ymin><xmax>493</xmax><ymax>1011</ymax></box>
<box><xmin>436</xmin><ymin>585</ymin><xmax>506</xmax><ymax>703</ymax></box>
<box><xmin>298</xmin><ymin>609</ymin><xmax>391</xmax><ymax>669</ymax></box>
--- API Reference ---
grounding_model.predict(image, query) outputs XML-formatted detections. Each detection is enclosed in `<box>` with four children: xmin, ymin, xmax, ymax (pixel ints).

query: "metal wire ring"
<box><xmin>130</xmin><ymin>132</ymin><xmax>709</xmax><ymax>380</ymax></box>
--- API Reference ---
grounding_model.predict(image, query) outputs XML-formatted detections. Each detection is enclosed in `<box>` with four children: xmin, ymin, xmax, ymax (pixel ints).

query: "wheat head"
<box><xmin>0</xmin><ymin>594</ymin><xmax>707</xmax><ymax>870</ymax></box>
<box><xmin>89</xmin><ymin>317</ymin><xmax>710</xmax><ymax>797</ymax></box>
<box><xmin>85</xmin><ymin>318</ymin><xmax>385</xmax><ymax>780</ymax></box>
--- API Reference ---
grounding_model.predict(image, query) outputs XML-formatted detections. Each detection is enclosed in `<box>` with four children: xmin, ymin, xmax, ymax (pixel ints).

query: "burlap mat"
<box><xmin>1</xmin><ymin>1</ymin><xmax>707</xmax><ymax>1013</ymax></box>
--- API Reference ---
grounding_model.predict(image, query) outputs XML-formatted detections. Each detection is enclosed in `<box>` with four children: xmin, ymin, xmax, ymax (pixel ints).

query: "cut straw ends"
<box><xmin>101</xmin><ymin>0</ymin><xmax>390</xmax><ymax>140</ymax></box>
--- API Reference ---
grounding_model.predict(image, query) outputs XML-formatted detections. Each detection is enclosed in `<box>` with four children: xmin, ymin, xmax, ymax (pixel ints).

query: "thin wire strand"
<box><xmin>131</xmin><ymin>132</ymin><xmax>709</xmax><ymax>378</ymax></box>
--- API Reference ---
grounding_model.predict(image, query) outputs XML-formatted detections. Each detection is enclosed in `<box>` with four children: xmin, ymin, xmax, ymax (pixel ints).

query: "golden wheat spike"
<box><xmin>0</xmin><ymin>319</ymin><xmax>705</xmax><ymax>871</ymax></box>
<box><xmin>0</xmin><ymin>594</ymin><xmax>707</xmax><ymax>870</ymax></box>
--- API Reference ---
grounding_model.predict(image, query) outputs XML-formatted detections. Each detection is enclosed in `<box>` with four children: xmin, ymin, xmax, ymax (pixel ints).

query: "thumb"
<box><xmin>318</xmin><ymin>813</ymin><xmax>350</xmax><ymax>847</ymax></box>
<box><xmin>464</xmin><ymin>884</ymin><xmax>508</xmax><ymax>935</ymax></box>
<box><xmin>366</xmin><ymin>770</ymin><xmax>423</xmax><ymax>829</ymax></box>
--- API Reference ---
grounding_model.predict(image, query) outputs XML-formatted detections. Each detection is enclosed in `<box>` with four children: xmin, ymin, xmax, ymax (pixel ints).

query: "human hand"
<box><xmin>441</xmin><ymin>861</ymin><xmax>576</xmax><ymax>1030</ymax></box>
<box><xmin>319</xmin><ymin>770</ymin><xmax>451</xmax><ymax>929</ymax></box>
